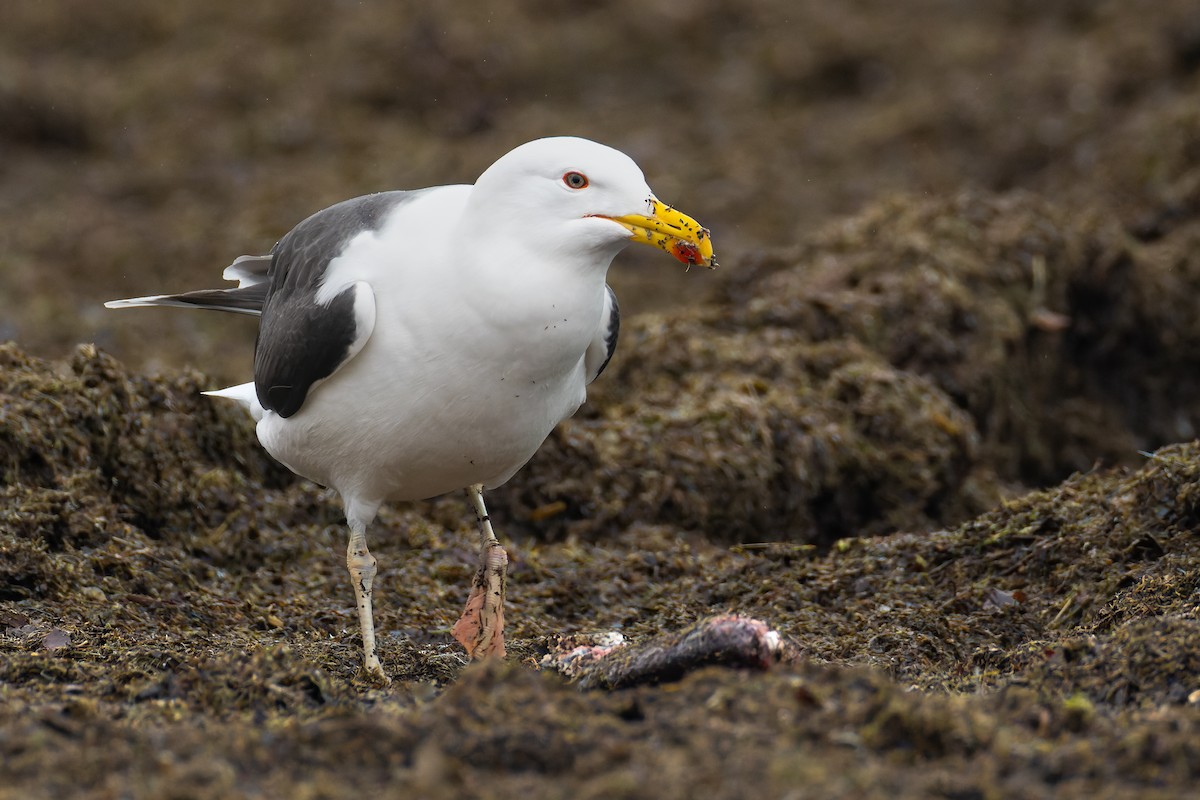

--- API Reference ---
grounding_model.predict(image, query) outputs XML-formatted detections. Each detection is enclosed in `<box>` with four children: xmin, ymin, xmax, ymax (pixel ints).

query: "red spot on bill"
<box><xmin>670</xmin><ymin>240</ymin><xmax>705</xmax><ymax>267</ymax></box>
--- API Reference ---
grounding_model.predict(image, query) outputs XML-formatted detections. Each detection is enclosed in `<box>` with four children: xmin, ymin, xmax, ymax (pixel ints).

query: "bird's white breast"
<box><xmin>255</xmin><ymin>187</ymin><xmax>611</xmax><ymax>506</ymax></box>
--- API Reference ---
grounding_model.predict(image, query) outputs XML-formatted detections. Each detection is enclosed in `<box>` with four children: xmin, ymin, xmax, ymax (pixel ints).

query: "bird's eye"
<box><xmin>562</xmin><ymin>171</ymin><xmax>589</xmax><ymax>189</ymax></box>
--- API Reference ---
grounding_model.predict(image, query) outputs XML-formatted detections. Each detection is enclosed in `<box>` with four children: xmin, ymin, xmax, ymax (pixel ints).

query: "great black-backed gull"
<box><xmin>106</xmin><ymin>136</ymin><xmax>717</xmax><ymax>681</ymax></box>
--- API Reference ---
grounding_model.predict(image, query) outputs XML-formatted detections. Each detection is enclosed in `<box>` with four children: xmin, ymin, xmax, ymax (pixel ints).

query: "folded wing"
<box><xmin>106</xmin><ymin>191</ymin><xmax>423</xmax><ymax>418</ymax></box>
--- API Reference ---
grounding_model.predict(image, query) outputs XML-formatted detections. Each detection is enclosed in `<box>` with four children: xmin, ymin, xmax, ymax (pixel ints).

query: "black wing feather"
<box><xmin>254</xmin><ymin>284</ymin><xmax>360</xmax><ymax>417</ymax></box>
<box><xmin>592</xmin><ymin>284</ymin><xmax>620</xmax><ymax>379</ymax></box>
<box><xmin>252</xmin><ymin>191</ymin><xmax>414</xmax><ymax>417</ymax></box>
<box><xmin>157</xmin><ymin>284</ymin><xmax>270</xmax><ymax>314</ymax></box>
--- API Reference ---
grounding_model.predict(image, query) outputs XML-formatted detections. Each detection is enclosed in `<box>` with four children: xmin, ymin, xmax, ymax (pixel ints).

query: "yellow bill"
<box><xmin>603</xmin><ymin>198</ymin><xmax>717</xmax><ymax>269</ymax></box>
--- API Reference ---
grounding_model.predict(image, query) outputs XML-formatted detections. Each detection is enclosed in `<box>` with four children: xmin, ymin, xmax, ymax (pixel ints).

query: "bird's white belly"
<box><xmin>254</xmin><ymin>318</ymin><xmax>589</xmax><ymax>505</ymax></box>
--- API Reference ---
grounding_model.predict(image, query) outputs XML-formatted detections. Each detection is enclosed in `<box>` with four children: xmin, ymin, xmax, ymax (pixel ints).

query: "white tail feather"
<box><xmin>203</xmin><ymin>381</ymin><xmax>265</xmax><ymax>422</ymax></box>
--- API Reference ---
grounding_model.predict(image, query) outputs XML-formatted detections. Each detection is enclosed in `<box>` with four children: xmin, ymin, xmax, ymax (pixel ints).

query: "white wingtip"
<box><xmin>222</xmin><ymin>254</ymin><xmax>273</xmax><ymax>287</ymax></box>
<box><xmin>105</xmin><ymin>295</ymin><xmax>173</xmax><ymax>309</ymax></box>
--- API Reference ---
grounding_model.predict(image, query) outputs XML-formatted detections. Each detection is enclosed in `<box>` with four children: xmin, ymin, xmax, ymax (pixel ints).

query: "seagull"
<box><xmin>106</xmin><ymin>136</ymin><xmax>717</xmax><ymax>682</ymax></box>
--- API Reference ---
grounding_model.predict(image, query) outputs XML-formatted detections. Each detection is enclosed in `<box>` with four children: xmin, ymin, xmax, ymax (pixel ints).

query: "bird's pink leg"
<box><xmin>346</xmin><ymin>518</ymin><xmax>390</xmax><ymax>683</ymax></box>
<box><xmin>451</xmin><ymin>484</ymin><xmax>507</xmax><ymax>659</ymax></box>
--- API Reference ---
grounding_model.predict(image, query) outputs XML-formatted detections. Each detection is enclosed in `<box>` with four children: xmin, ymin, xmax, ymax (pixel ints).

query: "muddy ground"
<box><xmin>4</xmin><ymin>1</ymin><xmax>1200</xmax><ymax>798</ymax></box>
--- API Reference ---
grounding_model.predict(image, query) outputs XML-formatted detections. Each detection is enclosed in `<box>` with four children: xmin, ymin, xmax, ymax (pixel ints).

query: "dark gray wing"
<box><xmin>584</xmin><ymin>284</ymin><xmax>620</xmax><ymax>383</ymax></box>
<box><xmin>104</xmin><ymin>254</ymin><xmax>273</xmax><ymax>315</ymax></box>
<box><xmin>252</xmin><ymin>191</ymin><xmax>416</xmax><ymax>417</ymax></box>
<box><xmin>107</xmin><ymin>190</ymin><xmax>421</xmax><ymax>417</ymax></box>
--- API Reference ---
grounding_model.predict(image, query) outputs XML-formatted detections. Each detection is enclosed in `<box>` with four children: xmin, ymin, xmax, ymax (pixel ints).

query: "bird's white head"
<box><xmin>468</xmin><ymin>136</ymin><xmax>716</xmax><ymax>271</ymax></box>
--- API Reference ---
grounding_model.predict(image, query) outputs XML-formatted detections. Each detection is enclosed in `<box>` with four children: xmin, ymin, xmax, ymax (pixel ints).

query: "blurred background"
<box><xmin>2</xmin><ymin>0</ymin><xmax>1199</xmax><ymax>384</ymax></box>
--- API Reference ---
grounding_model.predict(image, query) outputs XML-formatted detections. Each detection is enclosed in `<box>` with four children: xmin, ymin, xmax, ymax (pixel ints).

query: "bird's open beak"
<box><xmin>600</xmin><ymin>198</ymin><xmax>718</xmax><ymax>269</ymax></box>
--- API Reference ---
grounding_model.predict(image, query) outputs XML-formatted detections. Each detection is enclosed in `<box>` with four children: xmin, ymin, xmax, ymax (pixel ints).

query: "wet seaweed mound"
<box><xmin>502</xmin><ymin>190</ymin><xmax>1200</xmax><ymax>547</ymax></box>
<box><xmin>5</xmin><ymin>185</ymin><xmax>1200</xmax><ymax>796</ymax></box>
<box><xmin>5</xmin><ymin>1</ymin><xmax>1200</xmax><ymax>796</ymax></box>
